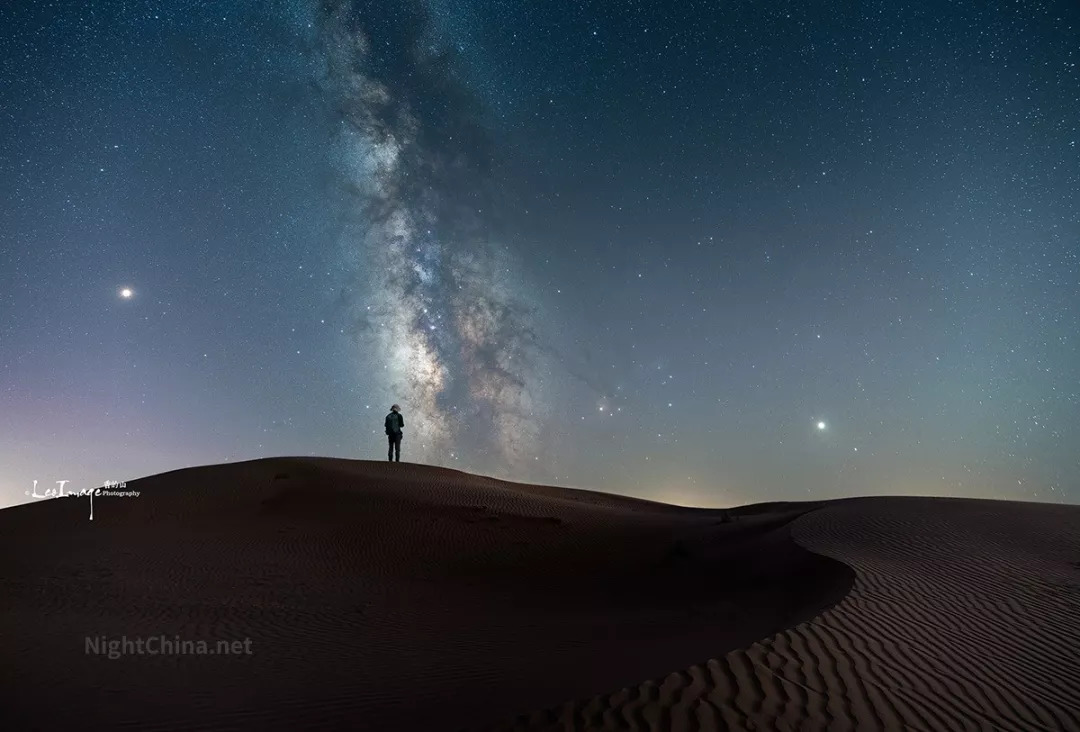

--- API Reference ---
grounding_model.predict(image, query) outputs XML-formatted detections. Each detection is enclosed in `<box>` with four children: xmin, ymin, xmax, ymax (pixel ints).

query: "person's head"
<box><xmin>391</xmin><ymin>404</ymin><xmax>400</xmax><ymax>413</ymax></box>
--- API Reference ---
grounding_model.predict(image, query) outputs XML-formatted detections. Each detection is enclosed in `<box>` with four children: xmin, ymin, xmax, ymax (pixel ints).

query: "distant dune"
<box><xmin>1</xmin><ymin>458</ymin><xmax>1076</xmax><ymax>730</ymax></box>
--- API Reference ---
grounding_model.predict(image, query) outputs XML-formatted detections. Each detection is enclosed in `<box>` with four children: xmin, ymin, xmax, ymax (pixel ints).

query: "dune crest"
<box><xmin>495</xmin><ymin>497</ymin><xmax>1080</xmax><ymax>731</ymax></box>
<box><xmin>0</xmin><ymin>457</ymin><xmax>849</xmax><ymax>731</ymax></box>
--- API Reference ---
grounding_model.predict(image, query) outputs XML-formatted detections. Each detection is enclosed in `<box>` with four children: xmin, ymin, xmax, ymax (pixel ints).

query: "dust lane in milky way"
<box><xmin>314</xmin><ymin>0</ymin><xmax>553</xmax><ymax>468</ymax></box>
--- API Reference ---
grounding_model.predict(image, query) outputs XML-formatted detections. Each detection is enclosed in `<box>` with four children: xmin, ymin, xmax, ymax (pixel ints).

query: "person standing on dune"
<box><xmin>385</xmin><ymin>404</ymin><xmax>404</xmax><ymax>462</ymax></box>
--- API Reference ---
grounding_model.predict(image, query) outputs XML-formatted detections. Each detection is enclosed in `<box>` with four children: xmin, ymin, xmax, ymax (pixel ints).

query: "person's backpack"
<box><xmin>385</xmin><ymin>413</ymin><xmax>401</xmax><ymax>435</ymax></box>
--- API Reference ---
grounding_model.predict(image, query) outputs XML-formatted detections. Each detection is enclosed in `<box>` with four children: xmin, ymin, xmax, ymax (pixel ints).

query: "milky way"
<box><xmin>2</xmin><ymin>0</ymin><xmax>1076</xmax><ymax>508</ymax></box>
<box><xmin>312</xmin><ymin>0</ymin><xmax>551</xmax><ymax>468</ymax></box>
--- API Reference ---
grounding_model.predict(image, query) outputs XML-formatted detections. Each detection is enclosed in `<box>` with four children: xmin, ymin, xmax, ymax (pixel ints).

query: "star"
<box><xmin>119</xmin><ymin>287</ymin><xmax>134</xmax><ymax>299</ymax></box>
<box><xmin>817</xmin><ymin>421</ymin><xmax>826</xmax><ymax>430</ymax></box>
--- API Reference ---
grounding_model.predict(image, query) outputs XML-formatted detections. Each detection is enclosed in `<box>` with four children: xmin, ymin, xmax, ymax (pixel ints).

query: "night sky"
<box><xmin>2</xmin><ymin>0</ymin><xmax>1078</xmax><ymax>509</ymax></box>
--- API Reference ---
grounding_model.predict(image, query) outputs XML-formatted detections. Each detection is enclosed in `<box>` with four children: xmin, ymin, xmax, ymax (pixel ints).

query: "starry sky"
<box><xmin>2</xmin><ymin>0</ymin><xmax>1078</xmax><ymax>509</ymax></box>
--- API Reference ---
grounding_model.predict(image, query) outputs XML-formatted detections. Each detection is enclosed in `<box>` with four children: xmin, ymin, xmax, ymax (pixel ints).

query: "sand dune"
<box><xmin>495</xmin><ymin>497</ymin><xmax>1080</xmax><ymax>731</ymax></box>
<box><xmin>0</xmin><ymin>457</ymin><xmax>846</xmax><ymax>730</ymax></box>
<box><xmin>2</xmin><ymin>458</ymin><xmax>1076</xmax><ymax>730</ymax></box>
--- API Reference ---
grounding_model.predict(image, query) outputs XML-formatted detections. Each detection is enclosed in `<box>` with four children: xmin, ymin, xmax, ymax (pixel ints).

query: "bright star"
<box><xmin>119</xmin><ymin>287</ymin><xmax>134</xmax><ymax>299</ymax></box>
<box><xmin>817</xmin><ymin>421</ymin><xmax>826</xmax><ymax>430</ymax></box>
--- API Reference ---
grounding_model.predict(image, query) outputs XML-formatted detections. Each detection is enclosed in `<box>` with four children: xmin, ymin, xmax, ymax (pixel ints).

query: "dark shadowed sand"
<box><xmin>1</xmin><ymin>458</ymin><xmax>1077</xmax><ymax>730</ymax></box>
<box><xmin>496</xmin><ymin>497</ymin><xmax>1080</xmax><ymax>731</ymax></box>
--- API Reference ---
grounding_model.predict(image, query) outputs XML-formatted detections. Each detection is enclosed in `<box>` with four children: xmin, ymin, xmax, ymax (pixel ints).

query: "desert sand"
<box><xmin>1</xmin><ymin>458</ymin><xmax>1077</xmax><ymax>730</ymax></box>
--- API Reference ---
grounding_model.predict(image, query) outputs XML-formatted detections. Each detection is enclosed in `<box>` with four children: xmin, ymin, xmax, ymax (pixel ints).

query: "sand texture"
<box><xmin>2</xmin><ymin>458</ymin><xmax>1077</xmax><ymax>730</ymax></box>
<box><xmin>496</xmin><ymin>497</ymin><xmax>1080</xmax><ymax>731</ymax></box>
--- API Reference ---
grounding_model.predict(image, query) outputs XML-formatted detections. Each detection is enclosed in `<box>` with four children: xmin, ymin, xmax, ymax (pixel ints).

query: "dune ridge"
<box><xmin>0</xmin><ymin>457</ymin><xmax>850</xmax><ymax>731</ymax></box>
<box><xmin>494</xmin><ymin>497</ymin><xmax>1080</xmax><ymax>731</ymax></box>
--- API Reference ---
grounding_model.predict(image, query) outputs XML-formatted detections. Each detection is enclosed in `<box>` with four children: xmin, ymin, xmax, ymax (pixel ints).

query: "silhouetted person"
<box><xmin>385</xmin><ymin>404</ymin><xmax>403</xmax><ymax>462</ymax></box>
